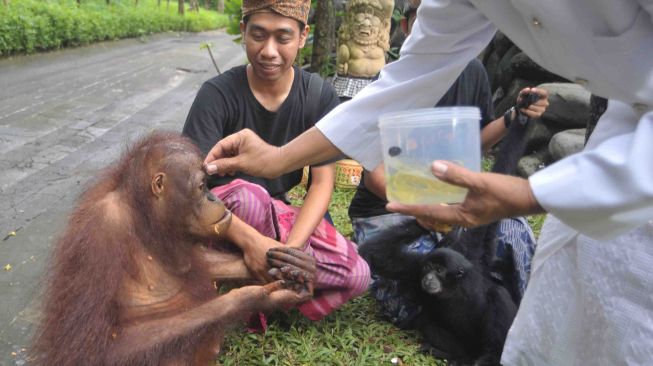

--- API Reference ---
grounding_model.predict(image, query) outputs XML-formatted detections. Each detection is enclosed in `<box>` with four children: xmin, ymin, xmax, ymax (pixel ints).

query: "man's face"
<box><xmin>240</xmin><ymin>12</ymin><xmax>308</xmax><ymax>82</ymax></box>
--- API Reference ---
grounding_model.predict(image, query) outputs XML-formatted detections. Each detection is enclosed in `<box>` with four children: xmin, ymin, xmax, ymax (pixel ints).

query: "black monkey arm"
<box><xmin>358</xmin><ymin>219</ymin><xmax>428</xmax><ymax>281</ymax></box>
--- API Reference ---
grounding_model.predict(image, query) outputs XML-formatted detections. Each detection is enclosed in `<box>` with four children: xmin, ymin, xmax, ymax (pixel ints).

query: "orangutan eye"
<box><xmin>199</xmin><ymin>182</ymin><xmax>205</xmax><ymax>191</ymax></box>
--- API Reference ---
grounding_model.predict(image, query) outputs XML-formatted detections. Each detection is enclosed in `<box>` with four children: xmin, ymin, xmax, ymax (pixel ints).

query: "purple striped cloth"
<box><xmin>211</xmin><ymin>179</ymin><xmax>370</xmax><ymax>320</ymax></box>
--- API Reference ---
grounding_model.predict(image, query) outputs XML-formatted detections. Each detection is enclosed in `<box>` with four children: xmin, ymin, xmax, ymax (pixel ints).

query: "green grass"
<box><xmin>218</xmin><ymin>295</ymin><xmax>445</xmax><ymax>365</ymax></box>
<box><xmin>218</xmin><ymin>187</ymin><xmax>445</xmax><ymax>366</ymax></box>
<box><xmin>218</xmin><ymin>179</ymin><xmax>545</xmax><ymax>365</ymax></box>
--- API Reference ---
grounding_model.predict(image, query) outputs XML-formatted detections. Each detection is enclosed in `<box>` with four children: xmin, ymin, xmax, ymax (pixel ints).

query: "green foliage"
<box><xmin>223</xmin><ymin>0</ymin><xmax>242</xmax><ymax>36</ymax></box>
<box><xmin>0</xmin><ymin>0</ymin><xmax>229</xmax><ymax>56</ymax></box>
<box><xmin>527</xmin><ymin>214</ymin><xmax>546</xmax><ymax>238</ymax></box>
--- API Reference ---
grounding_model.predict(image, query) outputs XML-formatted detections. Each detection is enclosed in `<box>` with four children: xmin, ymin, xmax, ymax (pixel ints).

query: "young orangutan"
<box><xmin>32</xmin><ymin>132</ymin><xmax>314</xmax><ymax>366</ymax></box>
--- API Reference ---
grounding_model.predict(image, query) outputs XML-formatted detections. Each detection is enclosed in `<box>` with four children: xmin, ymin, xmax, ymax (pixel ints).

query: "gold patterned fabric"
<box><xmin>242</xmin><ymin>0</ymin><xmax>310</xmax><ymax>25</ymax></box>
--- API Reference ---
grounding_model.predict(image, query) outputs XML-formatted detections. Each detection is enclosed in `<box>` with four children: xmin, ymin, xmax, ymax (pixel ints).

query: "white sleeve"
<box><xmin>637</xmin><ymin>0</ymin><xmax>653</xmax><ymax>19</ymax></box>
<box><xmin>530</xmin><ymin>100</ymin><xmax>653</xmax><ymax>240</ymax></box>
<box><xmin>315</xmin><ymin>0</ymin><xmax>496</xmax><ymax>170</ymax></box>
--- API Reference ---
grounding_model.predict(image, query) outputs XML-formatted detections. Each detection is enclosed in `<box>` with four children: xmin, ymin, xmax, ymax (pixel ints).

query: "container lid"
<box><xmin>378</xmin><ymin>107</ymin><xmax>481</xmax><ymax>128</ymax></box>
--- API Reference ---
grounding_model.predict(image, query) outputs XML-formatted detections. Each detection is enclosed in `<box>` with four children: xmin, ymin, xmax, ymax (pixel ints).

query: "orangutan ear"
<box><xmin>151</xmin><ymin>173</ymin><xmax>166</xmax><ymax>197</ymax></box>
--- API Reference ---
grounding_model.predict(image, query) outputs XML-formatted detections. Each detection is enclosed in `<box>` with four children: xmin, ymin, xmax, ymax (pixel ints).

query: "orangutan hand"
<box><xmin>234</xmin><ymin>281</ymin><xmax>311</xmax><ymax>312</ymax></box>
<box><xmin>263</xmin><ymin>280</ymin><xmax>313</xmax><ymax>309</ymax></box>
<box><xmin>267</xmin><ymin>246</ymin><xmax>316</xmax><ymax>297</ymax></box>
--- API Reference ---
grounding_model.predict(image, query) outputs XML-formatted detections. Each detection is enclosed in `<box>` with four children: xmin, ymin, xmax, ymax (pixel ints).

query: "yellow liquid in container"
<box><xmin>386</xmin><ymin>170</ymin><xmax>467</xmax><ymax>204</ymax></box>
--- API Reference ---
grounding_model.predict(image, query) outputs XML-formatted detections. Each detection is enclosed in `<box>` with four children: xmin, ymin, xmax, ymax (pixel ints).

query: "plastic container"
<box><xmin>379</xmin><ymin>107</ymin><xmax>481</xmax><ymax>204</ymax></box>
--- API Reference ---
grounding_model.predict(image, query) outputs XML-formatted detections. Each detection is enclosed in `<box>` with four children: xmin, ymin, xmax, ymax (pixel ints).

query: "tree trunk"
<box><xmin>106</xmin><ymin>0</ymin><xmax>110</xmax><ymax>5</ymax></box>
<box><xmin>3</xmin><ymin>0</ymin><xmax>8</xmax><ymax>7</ymax></box>
<box><xmin>310</xmin><ymin>0</ymin><xmax>336</xmax><ymax>75</ymax></box>
<box><xmin>217</xmin><ymin>0</ymin><xmax>224</xmax><ymax>12</ymax></box>
<box><xmin>77</xmin><ymin>0</ymin><xmax>81</xmax><ymax>5</ymax></box>
<box><xmin>157</xmin><ymin>0</ymin><xmax>161</xmax><ymax>6</ymax></box>
<box><xmin>134</xmin><ymin>0</ymin><xmax>138</xmax><ymax>5</ymax></box>
<box><xmin>178</xmin><ymin>0</ymin><xmax>184</xmax><ymax>15</ymax></box>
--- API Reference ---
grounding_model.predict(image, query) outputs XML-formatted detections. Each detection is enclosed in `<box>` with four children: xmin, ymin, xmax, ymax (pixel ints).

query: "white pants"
<box><xmin>501</xmin><ymin>216</ymin><xmax>653</xmax><ymax>366</ymax></box>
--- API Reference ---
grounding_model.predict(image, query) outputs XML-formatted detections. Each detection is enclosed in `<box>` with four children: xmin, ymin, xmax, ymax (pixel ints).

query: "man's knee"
<box><xmin>346</xmin><ymin>252</ymin><xmax>371</xmax><ymax>298</ymax></box>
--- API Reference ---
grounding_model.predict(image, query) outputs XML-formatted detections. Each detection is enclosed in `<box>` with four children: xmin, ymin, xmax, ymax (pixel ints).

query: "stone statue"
<box><xmin>333</xmin><ymin>0</ymin><xmax>394</xmax><ymax>100</ymax></box>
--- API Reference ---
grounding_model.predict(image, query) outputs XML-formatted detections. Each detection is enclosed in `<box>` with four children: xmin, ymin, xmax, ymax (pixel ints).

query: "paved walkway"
<box><xmin>0</xmin><ymin>30</ymin><xmax>245</xmax><ymax>365</ymax></box>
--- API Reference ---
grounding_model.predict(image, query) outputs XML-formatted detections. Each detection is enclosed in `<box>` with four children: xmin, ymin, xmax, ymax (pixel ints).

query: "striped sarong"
<box><xmin>211</xmin><ymin>179</ymin><xmax>370</xmax><ymax>321</ymax></box>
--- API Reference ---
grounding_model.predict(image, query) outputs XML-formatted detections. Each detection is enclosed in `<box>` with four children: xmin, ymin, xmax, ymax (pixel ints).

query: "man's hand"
<box><xmin>241</xmin><ymin>235</ymin><xmax>283</xmax><ymax>283</ymax></box>
<box><xmin>204</xmin><ymin>129</ymin><xmax>283</xmax><ymax>179</ymax></box>
<box><xmin>386</xmin><ymin>161</ymin><xmax>545</xmax><ymax>228</ymax></box>
<box><xmin>516</xmin><ymin>87</ymin><xmax>550</xmax><ymax>119</ymax></box>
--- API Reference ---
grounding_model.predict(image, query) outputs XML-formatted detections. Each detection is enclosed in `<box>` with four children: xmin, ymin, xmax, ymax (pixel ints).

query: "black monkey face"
<box><xmin>421</xmin><ymin>248</ymin><xmax>471</xmax><ymax>295</ymax></box>
<box><xmin>421</xmin><ymin>267</ymin><xmax>443</xmax><ymax>294</ymax></box>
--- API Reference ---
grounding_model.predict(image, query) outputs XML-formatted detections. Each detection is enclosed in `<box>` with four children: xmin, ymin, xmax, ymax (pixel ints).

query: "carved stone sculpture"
<box><xmin>333</xmin><ymin>0</ymin><xmax>394</xmax><ymax>99</ymax></box>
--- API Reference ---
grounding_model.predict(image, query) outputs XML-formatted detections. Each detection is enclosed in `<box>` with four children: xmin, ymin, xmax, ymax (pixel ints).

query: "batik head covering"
<box><xmin>242</xmin><ymin>0</ymin><xmax>311</xmax><ymax>25</ymax></box>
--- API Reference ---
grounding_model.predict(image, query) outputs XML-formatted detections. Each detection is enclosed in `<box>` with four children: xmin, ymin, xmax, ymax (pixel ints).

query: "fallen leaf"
<box><xmin>4</xmin><ymin>264</ymin><xmax>12</xmax><ymax>271</ymax></box>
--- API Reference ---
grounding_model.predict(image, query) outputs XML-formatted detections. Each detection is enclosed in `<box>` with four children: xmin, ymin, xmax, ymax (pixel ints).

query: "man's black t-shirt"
<box><xmin>348</xmin><ymin>59</ymin><xmax>494</xmax><ymax>219</ymax></box>
<box><xmin>183</xmin><ymin>65</ymin><xmax>340</xmax><ymax>198</ymax></box>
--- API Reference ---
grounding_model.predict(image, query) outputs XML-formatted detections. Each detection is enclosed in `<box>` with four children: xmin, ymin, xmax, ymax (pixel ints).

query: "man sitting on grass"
<box><xmin>183</xmin><ymin>0</ymin><xmax>370</xmax><ymax>323</ymax></box>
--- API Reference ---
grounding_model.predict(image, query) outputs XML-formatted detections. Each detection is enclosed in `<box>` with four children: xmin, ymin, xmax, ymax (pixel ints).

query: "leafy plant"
<box><xmin>0</xmin><ymin>0</ymin><xmax>229</xmax><ymax>56</ymax></box>
<box><xmin>223</xmin><ymin>0</ymin><xmax>242</xmax><ymax>37</ymax></box>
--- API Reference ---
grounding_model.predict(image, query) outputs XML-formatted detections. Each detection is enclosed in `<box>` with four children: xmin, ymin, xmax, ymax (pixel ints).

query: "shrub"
<box><xmin>0</xmin><ymin>0</ymin><xmax>229</xmax><ymax>56</ymax></box>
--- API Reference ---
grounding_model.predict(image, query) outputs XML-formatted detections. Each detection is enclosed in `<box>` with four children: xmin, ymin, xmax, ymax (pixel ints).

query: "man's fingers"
<box><xmin>530</xmin><ymin>87</ymin><xmax>549</xmax><ymax>98</ymax></box>
<box><xmin>430</xmin><ymin>160</ymin><xmax>479</xmax><ymax>190</ymax></box>
<box><xmin>205</xmin><ymin>156</ymin><xmax>241</xmax><ymax>177</ymax></box>
<box><xmin>204</xmin><ymin>133</ymin><xmax>240</xmax><ymax>165</ymax></box>
<box><xmin>204</xmin><ymin>130</ymin><xmax>253</xmax><ymax>175</ymax></box>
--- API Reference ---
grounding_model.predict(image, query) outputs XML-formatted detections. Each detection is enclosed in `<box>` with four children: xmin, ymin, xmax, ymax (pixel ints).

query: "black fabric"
<box><xmin>348</xmin><ymin>59</ymin><xmax>494</xmax><ymax>219</ymax></box>
<box><xmin>183</xmin><ymin>65</ymin><xmax>339</xmax><ymax>198</ymax></box>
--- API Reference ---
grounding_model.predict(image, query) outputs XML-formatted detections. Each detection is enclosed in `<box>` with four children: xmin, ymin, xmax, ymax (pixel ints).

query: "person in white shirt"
<box><xmin>202</xmin><ymin>0</ymin><xmax>653</xmax><ymax>364</ymax></box>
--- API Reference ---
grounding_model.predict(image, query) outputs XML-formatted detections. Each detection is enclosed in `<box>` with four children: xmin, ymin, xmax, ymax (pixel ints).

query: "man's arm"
<box><xmin>222</xmin><ymin>213</ymin><xmax>282</xmax><ymax>282</ymax></box>
<box><xmin>204</xmin><ymin>127</ymin><xmax>342</xmax><ymax>178</ymax></box>
<box><xmin>285</xmin><ymin>163</ymin><xmax>335</xmax><ymax>248</ymax></box>
<box><xmin>481</xmin><ymin>87</ymin><xmax>549</xmax><ymax>151</ymax></box>
<box><xmin>363</xmin><ymin>164</ymin><xmax>388</xmax><ymax>200</ymax></box>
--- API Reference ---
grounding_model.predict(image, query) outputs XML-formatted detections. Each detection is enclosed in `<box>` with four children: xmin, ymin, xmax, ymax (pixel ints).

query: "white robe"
<box><xmin>314</xmin><ymin>0</ymin><xmax>653</xmax><ymax>363</ymax></box>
